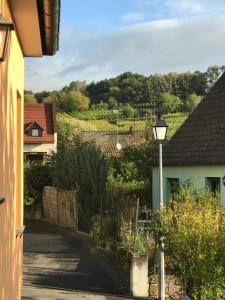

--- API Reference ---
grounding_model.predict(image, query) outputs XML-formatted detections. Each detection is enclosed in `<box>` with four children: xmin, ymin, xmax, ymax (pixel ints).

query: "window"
<box><xmin>167</xmin><ymin>178</ymin><xmax>179</xmax><ymax>197</ymax></box>
<box><xmin>31</xmin><ymin>129</ymin><xmax>39</xmax><ymax>137</ymax></box>
<box><xmin>205</xmin><ymin>177</ymin><xmax>220</xmax><ymax>193</ymax></box>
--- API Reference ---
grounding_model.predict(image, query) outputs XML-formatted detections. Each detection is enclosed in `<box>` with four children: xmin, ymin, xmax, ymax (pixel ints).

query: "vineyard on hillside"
<box><xmin>57</xmin><ymin>111</ymin><xmax>187</xmax><ymax>139</ymax></box>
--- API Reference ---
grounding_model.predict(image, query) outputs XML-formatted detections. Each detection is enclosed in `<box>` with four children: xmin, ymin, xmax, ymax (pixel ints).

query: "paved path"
<box><xmin>22</xmin><ymin>220</ymin><xmax>132</xmax><ymax>300</ymax></box>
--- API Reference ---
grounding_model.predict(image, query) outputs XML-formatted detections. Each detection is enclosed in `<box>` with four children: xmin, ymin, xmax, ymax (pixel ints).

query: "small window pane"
<box><xmin>205</xmin><ymin>177</ymin><xmax>220</xmax><ymax>193</ymax></box>
<box><xmin>32</xmin><ymin>129</ymin><xmax>39</xmax><ymax>137</ymax></box>
<box><xmin>167</xmin><ymin>178</ymin><xmax>179</xmax><ymax>196</ymax></box>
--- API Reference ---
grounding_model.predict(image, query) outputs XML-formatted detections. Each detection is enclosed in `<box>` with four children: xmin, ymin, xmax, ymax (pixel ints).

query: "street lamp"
<box><xmin>0</xmin><ymin>13</ymin><xmax>14</xmax><ymax>62</ymax></box>
<box><xmin>114</xmin><ymin>109</ymin><xmax>123</xmax><ymax>151</ymax></box>
<box><xmin>153</xmin><ymin>114</ymin><xmax>168</xmax><ymax>300</ymax></box>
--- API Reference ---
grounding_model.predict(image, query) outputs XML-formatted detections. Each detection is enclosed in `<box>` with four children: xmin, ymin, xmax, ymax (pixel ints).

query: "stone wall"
<box><xmin>149</xmin><ymin>275</ymin><xmax>183</xmax><ymax>300</ymax></box>
<box><xmin>43</xmin><ymin>186</ymin><xmax>77</xmax><ymax>230</ymax></box>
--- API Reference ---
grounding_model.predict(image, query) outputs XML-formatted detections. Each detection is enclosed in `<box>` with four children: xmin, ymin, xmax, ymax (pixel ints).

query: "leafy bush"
<box><xmin>90</xmin><ymin>214</ymin><xmax>118</xmax><ymax>246</ymax></box>
<box><xmin>53</xmin><ymin>136</ymin><xmax>110</xmax><ymax>232</ymax></box>
<box><xmin>24</xmin><ymin>163</ymin><xmax>53</xmax><ymax>205</ymax></box>
<box><xmin>122</xmin><ymin>104</ymin><xmax>137</xmax><ymax>118</ymax></box>
<box><xmin>153</xmin><ymin>188</ymin><xmax>225</xmax><ymax>299</ymax></box>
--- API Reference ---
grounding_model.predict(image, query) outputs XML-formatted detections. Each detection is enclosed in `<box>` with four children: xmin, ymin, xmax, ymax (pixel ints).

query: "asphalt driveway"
<box><xmin>22</xmin><ymin>220</ymin><xmax>131</xmax><ymax>300</ymax></box>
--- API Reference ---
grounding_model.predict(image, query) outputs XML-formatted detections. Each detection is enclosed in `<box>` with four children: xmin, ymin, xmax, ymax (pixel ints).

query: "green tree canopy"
<box><xmin>156</xmin><ymin>92</ymin><xmax>181</xmax><ymax>113</ymax></box>
<box><xmin>24</xmin><ymin>92</ymin><xmax>37</xmax><ymax>104</ymax></box>
<box><xmin>107</xmin><ymin>97</ymin><xmax>118</xmax><ymax>109</ymax></box>
<box><xmin>62</xmin><ymin>80</ymin><xmax>86</xmax><ymax>93</ymax></box>
<box><xmin>55</xmin><ymin>91</ymin><xmax>90</xmax><ymax>112</ymax></box>
<box><xmin>34</xmin><ymin>90</ymin><xmax>50</xmax><ymax>103</ymax></box>
<box><xmin>185</xmin><ymin>93</ymin><xmax>202</xmax><ymax>112</ymax></box>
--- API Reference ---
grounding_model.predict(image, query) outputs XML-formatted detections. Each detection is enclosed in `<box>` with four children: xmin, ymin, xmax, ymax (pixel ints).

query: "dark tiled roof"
<box><xmin>24</xmin><ymin>103</ymin><xmax>56</xmax><ymax>143</ymax></box>
<box><xmin>79</xmin><ymin>131</ymin><xmax>145</xmax><ymax>157</ymax></box>
<box><xmin>158</xmin><ymin>72</ymin><xmax>225</xmax><ymax>165</ymax></box>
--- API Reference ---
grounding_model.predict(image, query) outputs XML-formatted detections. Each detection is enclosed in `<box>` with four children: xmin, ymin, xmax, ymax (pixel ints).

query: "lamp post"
<box><xmin>0</xmin><ymin>13</ymin><xmax>14</xmax><ymax>62</ymax></box>
<box><xmin>153</xmin><ymin>114</ymin><xmax>168</xmax><ymax>300</ymax></box>
<box><xmin>113</xmin><ymin>109</ymin><xmax>122</xmax><ymax>151</ymax></box>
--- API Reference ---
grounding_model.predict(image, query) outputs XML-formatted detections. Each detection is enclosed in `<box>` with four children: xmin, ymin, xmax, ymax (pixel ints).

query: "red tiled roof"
<box><xmin>24</xmin><ymin>103</ymin><xmax>56</xmax><ymax>143</ymax></box>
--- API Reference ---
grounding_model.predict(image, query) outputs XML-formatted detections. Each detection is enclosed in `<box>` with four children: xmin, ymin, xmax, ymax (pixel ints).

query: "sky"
<box><xmin>25</xmin><ymin>0</ymin><xmax>225</xmax><ymax>92</ymax></box>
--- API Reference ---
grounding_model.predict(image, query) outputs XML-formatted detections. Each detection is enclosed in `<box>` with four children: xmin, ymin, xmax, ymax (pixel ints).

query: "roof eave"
<box><xmin>37</xmin><ymin>0</ymin><xmax>60</xmax><ymax>56</ymax></box>
<box><xmin>150</xmin><ymin>161</ymin><xmax>225</xmax><ymax>167</ymax></box>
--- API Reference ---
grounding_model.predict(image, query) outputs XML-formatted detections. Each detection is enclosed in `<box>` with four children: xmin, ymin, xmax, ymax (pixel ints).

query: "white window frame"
<box><xmin>31</xmin><ymin>129</ymin><xmax>39</xmax><ymax>137</ymax></box>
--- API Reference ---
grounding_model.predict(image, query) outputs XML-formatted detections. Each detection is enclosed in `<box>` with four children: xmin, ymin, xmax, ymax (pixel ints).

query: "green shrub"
<box><xmin>152</xmin><ymin>188</ymin><xmax>225</xmax><ymax>299</ymax></box>
<box><xmin>53</xmin><ymin>137</ymin><xmax>110</xmax><ymax>232</ymax></box>
<box><xmin>122</xmin><ymin>104</ymin><xmax>136</xmax><ymax>118</ymax></box>
<box><xmin>24</xmin><ymin>163</ymin><xmax>53</xmax><ymax>205</ymax></box>
<box><xmin>90</xmin><ymin>214</ymin><xmax>118</xmax><ymax>246</ymax></box>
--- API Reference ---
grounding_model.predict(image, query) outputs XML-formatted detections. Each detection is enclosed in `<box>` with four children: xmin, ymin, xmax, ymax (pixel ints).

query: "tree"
<box><xmin>205</xmin><ymin>66</ymin><xmax>223</xmax><ymax>90</ymax></box>
<box><xmin>109</xmin><ymin>86</ymin><xmax>120</xmax><ymax>99</ymax></box>
<box><xmin>48</xmin><ymin>91</ymin><xmax>67</xmax><ymax>112</ymax></box>
<box><xmin>24</xmin><ymin>92</ymin><xmax>37</xmax><ymax>104</ymax></box>
<box><xmin>107</xmin><ymin>97</ymin><xmax>118</xmax><ymax>109</ymax></box>
<box><xmin>68</xmin><ymin>91</ymin><xmax>90</xmax><ymax>111</ymax></box>
<box><xmin>156</xmin><ymin>92</ymin><xmax>181</xmax><ymax>114</ymax></box>
<box><xmin>56</xmin><ymin>91</ymin><xmax>90</xmax><ymax>112</ymax></box>
<box><xmin>185</xmin><ymin>93</ymin><xmax>202</xmax><ymax>112</ymax></box>
<box><xmin>34</xmin><ymin>90</ymin><xmax>50</xmax><ymax>103</ymax></box>
<box><xmin>62</xmin><ymin>80</ymin><xmax>86</xmax><ymax>93</ymax></box>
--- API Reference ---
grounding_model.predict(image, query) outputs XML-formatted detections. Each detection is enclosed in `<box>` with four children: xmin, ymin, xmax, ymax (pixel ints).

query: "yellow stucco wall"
<box><xmin>0</xmin><ymin>1</ymin><xmax>24</xmax><ymax>299</ymax></box>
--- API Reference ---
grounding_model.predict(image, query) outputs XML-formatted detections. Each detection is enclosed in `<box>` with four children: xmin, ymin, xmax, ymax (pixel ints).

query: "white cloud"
<box><xmin>122</xmin><ymin>12</ymin><xmax>145</xmax><ymax>21</ymax></box>
<box><xmin>25</xmin><ymin>14</ymin><xmax>225</xmax><ymax>91</ymax></box>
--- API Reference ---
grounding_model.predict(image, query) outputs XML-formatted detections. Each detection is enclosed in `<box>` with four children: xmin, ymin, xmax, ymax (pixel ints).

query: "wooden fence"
<box><xmin>43</xmin><ymin>186</ymin><xmax>77</xmax><ymax>230</ymax></box>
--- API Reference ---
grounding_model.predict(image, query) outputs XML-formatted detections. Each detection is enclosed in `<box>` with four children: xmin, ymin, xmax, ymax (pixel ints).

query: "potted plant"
<box><xmin>120</xmin><ymin>199</ymin><xmax>155</xmax><ymax>298</ymax></box>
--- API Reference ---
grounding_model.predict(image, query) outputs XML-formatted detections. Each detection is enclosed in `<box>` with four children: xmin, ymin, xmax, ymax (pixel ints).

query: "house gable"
<box><xmin>25</xmin><ymin>121</ymin><xmax>44</xmax><ymax>137</ymax></box>
<box><xmin>158</xmin><ymin>72</ymin><xmax>225</xmax><ymax>165</ymax></box>
<box><xmin>24</xmin><ymin>103</ymin><xmax>56</xmax><ymax>144</ymax></box>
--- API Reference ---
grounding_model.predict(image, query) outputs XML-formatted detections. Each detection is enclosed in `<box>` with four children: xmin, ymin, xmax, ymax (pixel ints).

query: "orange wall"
<box><xmin>0</xmin><ymin>1</ymin><xmax>24</xmax><ymax>299</ymax></box>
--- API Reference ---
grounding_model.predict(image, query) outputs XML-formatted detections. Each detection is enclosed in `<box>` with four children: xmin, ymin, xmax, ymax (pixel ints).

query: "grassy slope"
<box><xmin>57</xmin><ymin>111</ymin><xmax>188</xmax><ymax>138</ymax></box>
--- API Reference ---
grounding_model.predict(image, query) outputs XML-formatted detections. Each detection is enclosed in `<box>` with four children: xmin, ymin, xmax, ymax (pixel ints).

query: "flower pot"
<box><xmin>130</xmin><ymin>254</ymin><xmax>149</xmax><ymax>297</ymax></box>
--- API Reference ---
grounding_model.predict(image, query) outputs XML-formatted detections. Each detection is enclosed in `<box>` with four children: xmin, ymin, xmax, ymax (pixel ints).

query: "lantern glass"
<box><xmin>153</xmin><ymin>115</ymin><xmax>168</xmax><ymax>141</ymax></box>
<box><xmin>155</xmin><ymin>126</ymin><xmax>167</xmax><ymax>141</ymax></box>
